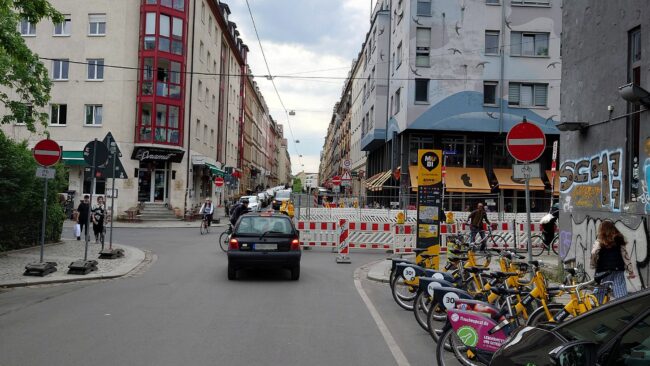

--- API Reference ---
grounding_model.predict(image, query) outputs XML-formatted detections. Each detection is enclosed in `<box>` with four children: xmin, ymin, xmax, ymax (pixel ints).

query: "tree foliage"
<box><xmin>0</xmin><ymin>0</ymin><xmax>62</xmax><ymax>132</ymax></box>
<box><xmin>0</xmin><ymin>130</ymin><xmax>66</xmax><ymax>251</ymax></box>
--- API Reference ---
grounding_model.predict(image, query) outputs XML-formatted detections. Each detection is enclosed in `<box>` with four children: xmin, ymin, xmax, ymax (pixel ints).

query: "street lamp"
<box><xmin>619</xmin><ymin>83</ymin><xmax>650</xmax><ymax>107</ymax></box>
<box><xmin>556</xmin><ymin>122</ymin><xmax>589</xmax><ymax>132</ymax></box>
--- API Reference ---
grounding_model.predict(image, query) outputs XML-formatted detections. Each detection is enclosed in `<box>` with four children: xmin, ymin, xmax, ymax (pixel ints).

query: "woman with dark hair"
<box><xmin>590</xmin><ymin>220</ymin><xmax>635</xmax><ymax>303</ymax></box>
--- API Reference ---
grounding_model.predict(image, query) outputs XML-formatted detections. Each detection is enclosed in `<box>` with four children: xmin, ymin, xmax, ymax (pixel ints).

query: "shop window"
<box><xmin>465</xmin><ymin>137</ymin><xmax>484</xmax><ymax>167</ymax></box>
<box><xmin>441</xmin><ymin>136</ymin><xmax>465</xmax><ymax>167</ymax></box>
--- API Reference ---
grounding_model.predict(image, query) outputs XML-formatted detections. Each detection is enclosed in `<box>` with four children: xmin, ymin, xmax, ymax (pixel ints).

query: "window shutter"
<box><xmin>416</xmin><ymin>28</ymin><xmax>431</xmax><ymax>48</ymax></box>
<box><xmin>520</xmin><ymin>85</ymin><xmax>533</xmax><ymax>106</ymax></box>
<box><xmin>534</xmin><ymin>84</ymin><xmax>548</xmax><ymax>106</ymax></box>
<box><xmin>508</xmin><ymin>83</ymin><xmax>520</xmax><ymax>104</ymax></box>
<box><xmin>510</xmin><ymin>32</ymin><xmax>521</xmax><ymax>56</ymax></box>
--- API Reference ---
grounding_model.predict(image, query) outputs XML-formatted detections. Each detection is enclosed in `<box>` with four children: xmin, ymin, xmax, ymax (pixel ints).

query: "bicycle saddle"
<box><xmin>449</xmin><ymin>249</ymin><xmax>469</xmax><ymax>255</ymax></box>
<box><xmin>490</xmin><ymin>286</ymin><xmax>522</xmax><ymax>296</ymax></box>
<box><xmin>528</xmin><ymin>260</ymin><xmax>540</xmax><ymax>267</ymax></box>
<box><xmin>465</xmin><ymin>266</ymin><xmax>489</xmax><ymax>274</ymax></box>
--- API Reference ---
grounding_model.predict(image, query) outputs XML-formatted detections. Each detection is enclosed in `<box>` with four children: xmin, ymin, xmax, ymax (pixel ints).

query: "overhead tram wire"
<box><xmin>244</xmin><ymin>0</ymin><xmax>303</xmax><ymax>167</ymax></box>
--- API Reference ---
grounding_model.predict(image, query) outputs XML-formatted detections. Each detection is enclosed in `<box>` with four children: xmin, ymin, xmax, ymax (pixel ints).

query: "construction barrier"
<box><xmin>336</xmin><ymin>219</ymin><xmax>351</xmax><ymax>263</ymax></box>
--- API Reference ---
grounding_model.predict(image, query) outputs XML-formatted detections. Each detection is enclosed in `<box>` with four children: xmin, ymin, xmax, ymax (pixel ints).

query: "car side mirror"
<box><xmin>549</xmin><ymin>341</ymin><xmax>598</xmax><ymax>366</ymax></box>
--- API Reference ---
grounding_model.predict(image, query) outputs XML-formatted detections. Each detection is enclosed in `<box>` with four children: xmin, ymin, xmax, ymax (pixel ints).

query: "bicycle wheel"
<box><xmin>200</xmin><ymin>221</ymin><xmax>207</xmax><ymax>235</ymax></box>
<box><xmin>526</xmin><ymin>303</ymin><xmax>565</xmax><ymax>326</ymax></box>
<box><xmin>413</xmin><ymin>291</ymin><xmax>431</xmax><ymax>331</ymax></box>
<box><xmin>390</xmin><ymin>274</ymin><xmax>416</xmax><ymax>311</ymax></box>
<box><xmin>530</xmin><ymin>234</ymin><xmax>545</xmax><ymax>257</ymax></box>
<box><xmin>487</xmin><ymin>234</ymin><xmax>506</xmax><ymax>250</ymax></box>
<box><xmin>427</xmin><ymin>304</ymin><xmax>450</xmax><ymax>347</ymax></box>
<box><xmin>551</xmin><ymin>235</ymin><xmax>559</xmax><ymax>255</ymax></box>
<box><xmin>218</xmin><ymin>231</ymin><xmax>229</xmax><ymax>252</ymax></box>
<box><xmin>436</xmin><ymin>327</ymin><xmax>487</xmax><ymax>366</ymax></box>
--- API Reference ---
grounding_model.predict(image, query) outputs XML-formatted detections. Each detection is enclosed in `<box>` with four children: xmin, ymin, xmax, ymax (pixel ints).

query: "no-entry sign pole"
<box><xmin>109</xmin><ymin>141</ymin><xmax>117</xmax><ymax>250</ymax></box>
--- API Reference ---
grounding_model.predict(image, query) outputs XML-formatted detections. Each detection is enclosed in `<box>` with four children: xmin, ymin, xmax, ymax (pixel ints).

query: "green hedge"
<box><xmin>0</xmin><ymin>131</ymin><xmax>66</xmax><ymax>251</ymax></box>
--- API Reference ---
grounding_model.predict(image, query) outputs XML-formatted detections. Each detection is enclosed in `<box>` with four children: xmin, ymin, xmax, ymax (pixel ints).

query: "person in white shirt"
<box><xmin>199</xmin><ymin>198</ymin><xmax>214</xmax><ymax>226</ymax></box>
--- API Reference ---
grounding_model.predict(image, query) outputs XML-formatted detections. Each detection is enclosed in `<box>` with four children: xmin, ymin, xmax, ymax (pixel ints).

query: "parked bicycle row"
<box><xmin>385</xmin><ymin>225</ymin><xmax>645</xmax><ymax>366</ymax></box>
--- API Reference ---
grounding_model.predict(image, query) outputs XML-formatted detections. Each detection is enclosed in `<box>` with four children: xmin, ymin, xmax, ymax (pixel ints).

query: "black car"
<box><xmin>227</xmin><ymin>212</ymin><xmax>301</xmax><ymax>281</ymax></box>
<box><xmin>491</xmin><ymin>288</ymin><xmax>650</xmax><ymax>366</ymax></box>
<box><xmin>271</xmin><ymin>189</ymin><xmax>291</xmax><ymax>210</ymax></box>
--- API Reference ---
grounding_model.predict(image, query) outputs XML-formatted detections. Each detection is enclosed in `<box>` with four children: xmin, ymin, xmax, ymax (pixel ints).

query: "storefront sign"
<box><xmin>131</xmin><ymin>147</ymin><xmax>184</xmax><ymax>163</ymax></box>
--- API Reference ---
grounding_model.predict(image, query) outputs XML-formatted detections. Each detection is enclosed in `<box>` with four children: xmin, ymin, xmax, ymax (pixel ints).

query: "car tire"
<box><xmin>290</xmin><ymin>266</ymin><xmax>300</xmax><ymax>281</ymax></box>
<box><xmin>228</xmin><ymin>263</ymin><xmax>236</xmax><ymax>280</ymax></box>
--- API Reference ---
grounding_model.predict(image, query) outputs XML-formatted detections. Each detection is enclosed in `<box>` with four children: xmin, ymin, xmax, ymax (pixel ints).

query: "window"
<box><xmin>195</xmin><ymin>119</ymin><xmax>200</xmax><ymax>139</ymax></box>
<box><xmin>52</xmin><ymin>59</ymin><xmax>69</xmax><ymax>80</ymax></box>
<box><xmin>142</xmin><ymin>58</ymin><xmax>154</xmax><ymax>95</ymax></box>
<box><xmin>511</xmin><ymin>32</ymin><xmax>549</xmax><ymax>56</ymax></box>
<box><xmin>87</xmin><ymin>59</ymin><xmax>104</xmax><ymax>80</ymax></box>
<box><xmin>415</xmin><ymin>79</ymin><xmax>429</xmax><ymax>103</ymax></box>
<box><xmin>465</xmin><ymin>137</ymin><xmax>485</xmax><ymax>167</ymax></box>
<box><xmin>394</xmin><ymin>88</ymin><xmax>401</xmax><ymax>114</ymax></box>
<box><xmin>511</xmin><ymin>0</ymin><xmax>550</xmax><ymax>6</ymax></box>
<box><xmin>88</xmin><ymin>14</ymin><xmax>106</xmax><ymax>36</ymax></box>
<box><xmin>486</xmin><ymin>0</ymin><xmax>500</xmax><ymax>4</ymax></box>
<box><xmin>210</xmin><ymin>129</ymin><xmax>215</xmax><ymax>147</ymax></box>
<box><xmin>416</xmin><ymin>28</ymin><xmax>431</xmax><ymax>66</ymax></box>
<box><xmin>156</xmin><ymin>59</ymin><xmax>182</xmax><ymax>99</ymax></box>
<box><xmin>19</xmin><ymin>19</ymin><xmax>36</xmax><ymax>36</ymax></box>
<box><xmin>159</xmin><ymin>14</ymin><xmax>171</xmax><ymax>52</ymax></box>
<box><xmin>212</xmin><ymin>95</ymin><xmax>216</xmax><ymax>112</ymax></box>
<box><xmin>369</xmin><ymin>106</ymin><xmax>374</xmax><ymax>130</ymax></box>
<box><xmin>173</xmin><ymin>0</ymin><xmax>184</xmax><ymax>11</ymax></box>
<box><xmin>203</xmin><ymin>124</ymin><xmax>208</xmax><ymax>144</ymax></box>
<box><xmin>140</xmin><ymin>103</ymin><xmax>152</xmax><ymax>141</ymax></box>
<box><xmin>144</xmin><ymin>13</ymin><xmax>156</xmax><ymax>50</ymax></box>
<box><xmin>201</xmin><ymin>2</ymin><xmax>205</xmax><ymax>23</ymax></box>
<box><xmin>630</xmin><ymin>27</ymin><xmax>642</xmax><ymax>64</ymax></box>
<box><xmin>485</xmin><ymin>30</ymin><xmax>500</xmax><ymax>55</ymax></box>
<box><xmin>208</xmin><ymin>16</ymin><xmax>212</xmax><ymax>34</ymax></box>
<box><xmin>171</xmin><ymin>17</ymin><xmax>183</xmax><ymax>55</ymax></box>
<box><xmin>205</xmin><ymin>87</ymin><xmax>209</xmax><ymax>106</ymax></box>
<box><xmin>484</xmin><ymin>81</ymin><xmax>498</xmax><ymax>105</ymax></box>
<box><xmin>608</xmin><ymin>313</ymin><xmax>650</xmax><ymax>365</ymax></box>
<box><xmin>628</xmin><ymin>27</ymin><xmax>642</xmax><ymax>202</ymax></box>
<box><xmin>396</xmin><ymin>42</ymin><xmax>403</xmax><ymax>68</ymax></box>
<box><xmin>417</xmin><ymin>0</ymin><xmax>432</xmax><ymax>15</ymax></box>
<box><xmin>198</xmin><ymin>80</ymin><xmax>203</xmax><ymax>100</ymax></box>
<box><xmin>50</xmin><ymin>104</ymin><xmax>67</xmax><ymax>125</ymax></box>
<box><xmin>508</xmin><ymin>82</ymin><xmax>548</xmax><ymax>107</ymax></box>
<box><xmin>199</xmin><ymin>41</ymin><xmax>204</xmax><ymax>61</ymax></box>
<box><xmin>54</xmin><ymin>15</ymin><xmax>71</xmax><ymax>36</ymax></box>
<box><xmin>85</xmin><ymin>105</ymin><xmax>103</xmax><ymax>125</ymax></box>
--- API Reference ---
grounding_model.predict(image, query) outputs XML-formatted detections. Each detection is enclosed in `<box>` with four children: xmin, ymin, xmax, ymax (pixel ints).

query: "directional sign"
<box><xmin>214</xmin><ymin>176</ymin><xmax>225</xmax><ymax>187</ymax></box>
<box><xmin>506</xmin><ymin>121</ymin><xmax>546</xmax><ymax>162</ymax></box>
<box><xmin>83</xmin><ymin>140</ymin><xmax>109</xmax><ymax>167</ymax></box>
<box><xmin>332</xmin><ymin>175</ymin><xmax>342</xmax><ymax>186</ymax></box>
<box><xmin>35</xmin><ymin>167</ymin><xmax>56</xmax><ymax>179</ymax></box>
<box><xmin>512</xmin><ymin>163</ymin><xmax>541</xmax><ymax>180</ymax></box>
<box><xmin>33</xmin><ymin>139</ymin><xmax>61</xmax><ymax>167</ymax></box>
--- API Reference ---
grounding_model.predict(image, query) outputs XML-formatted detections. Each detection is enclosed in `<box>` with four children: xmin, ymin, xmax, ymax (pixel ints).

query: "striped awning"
<box><xmin>205</xmin><ymin>163</ymin><xmax>225</xmax><ymax>177</ymax></box>
<box><xmin>368</xmin><ymin>171</ymin><xmax>392</xmax><ymax>191</ymax></box>
<box><xmin>364</xmin><ymin>172</ymin><xmax>383</xmax><ymax>189</ymax></box>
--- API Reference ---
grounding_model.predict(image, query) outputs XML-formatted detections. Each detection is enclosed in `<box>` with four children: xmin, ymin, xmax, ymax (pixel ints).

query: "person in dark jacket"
<box><xmin>541</xmin><ymin>203</ymin><xmax>559</xmax><ymax>249</ymax></box>
<box><xmin>590</xmin><ymin>220</ymin><xmax>635</xmax><ymax>303</ymax></box>
<box><xmin>76</xmin><ymin>195</ymin><xmax>90</xmax><ymax>240</ymax></box>
<box><xmin>230</xmin><ymin>199</ymin><xmax>251</xmax><ymax>226</ymax></box>
<box><xmin>467</xmin><ymin>203</ymin><xmax>490</xmax><ymax>250</ymax></box>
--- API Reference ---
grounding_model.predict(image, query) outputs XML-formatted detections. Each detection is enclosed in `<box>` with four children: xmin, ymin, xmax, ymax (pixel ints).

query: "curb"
<box><xmin>0</xmin><ymin>243</ymin><xmax>147</xmax><ymax>288</ymax></box>
<box><xmin>366</xmin><ymin>258</ymin><xmax>392</xmax><ymax>283</ymax></box>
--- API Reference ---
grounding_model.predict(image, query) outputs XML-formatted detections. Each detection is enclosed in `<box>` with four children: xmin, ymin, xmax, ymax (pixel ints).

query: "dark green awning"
<box><xmin>205</xmin><ymin>163</ymin><xmax>225</xmax><ymax>177</ymax></box>
<box><xmin>62</xmin><ymin>151</ymin><xmax>85</xmax><ymax>166</ymax></box>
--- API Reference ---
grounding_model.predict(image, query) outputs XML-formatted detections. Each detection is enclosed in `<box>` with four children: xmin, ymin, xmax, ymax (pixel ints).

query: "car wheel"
<box><xmin>228</xmin><ymin>263</ymin><xmax>237</xmax><ymax>280</ymax></box>
<box><xmin>290</xmin><ymin>266</ymin><xmax>300</xmax><ymax>281</ymax></box>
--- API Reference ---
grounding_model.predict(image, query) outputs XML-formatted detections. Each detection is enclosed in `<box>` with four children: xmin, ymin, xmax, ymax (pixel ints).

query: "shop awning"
<box><xmin>364</xmin><ymin>172</ymin><xmax>383</xmax><ymax>188</ymax></box>
<box><xmin>409</xmin><ymin>165</ymin><xmax>418</xmax><ymax>192</ymax></box>
<box><xmin>445</xmin><ymin>167</ymin><xmax>492</xmax><ymax>193</ymax></box>
<box><xmin>493</xmin><ymin>168</ymin><xmax>545</xmax><ymax>191</ymax></box>
<box><xmin>369</xmin><ymin>171</ymin><xmax>392</xmax><ymax>191</ymax></box>
<box><xmin>62</xmin><ymin>151</ymin><xmax>85</xmax><ymax>166</ymax></box>
<box><xmin>205</xmin><ymin>163</ymin><xmax>225</xmax><ymax>177</ymax></box>
<box><xmin>546</xmin><ymin>170</ymin><xmax>560</xmax><ymax>196</ymax></box>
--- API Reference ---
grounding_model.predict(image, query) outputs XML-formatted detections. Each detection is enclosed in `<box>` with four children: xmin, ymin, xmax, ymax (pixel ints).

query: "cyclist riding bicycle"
<box><xmin>199</xmin><ymin>198</ymin><xmax>214</xmax><ymax>226</ymax></box>
<box><xmin>540</xmin><ymin>203</ymin><xmax>559</xmax><ymax>249</ymax></box>
<box><xmin>229</xmin><ymin>199</ymin><xmax>251</xmax><ymax>226</ymax></box>
<box><xmin>467</xmin><ymin>203</ymin><xmax>490</xmax><ymax>251</ymax></box>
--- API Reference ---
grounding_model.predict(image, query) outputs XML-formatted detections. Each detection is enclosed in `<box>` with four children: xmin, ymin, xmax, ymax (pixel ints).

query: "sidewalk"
<box><xmin>0</xmin><ymin>239</ymin><xmax>146</xmax><ymax>288</ymax></box>
<box><xmin>367</xmin><ymin>252</ymin><xmax>562</xmax><ymax>283</ymax></box>
<box><xmin>62</xmin><ymin>218</ymin><xmax>230</xmax><ymax>230</ymax></box>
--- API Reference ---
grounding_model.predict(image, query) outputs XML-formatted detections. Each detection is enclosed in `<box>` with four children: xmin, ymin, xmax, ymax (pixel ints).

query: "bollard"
<box><xmin>336</xmin><ymin>219</ymin><xmax>351</xmax><ymax>263</ymax></box>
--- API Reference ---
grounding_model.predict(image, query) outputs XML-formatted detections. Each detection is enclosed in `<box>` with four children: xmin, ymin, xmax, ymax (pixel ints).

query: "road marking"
<box><xmin>354</xmin><ymin>265</ymin><xmax>411</xmax><ymax>366</ymax></box>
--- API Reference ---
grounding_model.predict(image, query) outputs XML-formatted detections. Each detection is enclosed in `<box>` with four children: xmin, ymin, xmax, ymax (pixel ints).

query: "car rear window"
<box><xmin>235</xmin><ymin>216</ymin><xmax>294</xmax><ymax>235</ymax></box>
<box><xmin>276</xmin><ymin>190</ymin><xmax>291</xmax><ymax>199</ymax></box>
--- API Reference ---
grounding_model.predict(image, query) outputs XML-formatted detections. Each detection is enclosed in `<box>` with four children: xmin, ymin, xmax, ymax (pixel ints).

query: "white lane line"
<box><xmin>353</xmin><ymin>265</ymin><xmax>411</xmax><ymax>366</ymax></box>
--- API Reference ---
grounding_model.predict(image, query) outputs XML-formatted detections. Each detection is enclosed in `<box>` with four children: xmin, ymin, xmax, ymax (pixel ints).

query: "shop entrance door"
<box><xmin>138</xmin><ymin>169</ymin><xmax>152</xmax><ymax>202</ymax></box>
<box><xmin>138</xmin><ymin>165</ymin><xmax>168</xmax><ymax>203</ymax></box>
<box><xmin>153</xmin><ymin>169</ymin><xmax>167</xmax><ymax>202</ymax></box>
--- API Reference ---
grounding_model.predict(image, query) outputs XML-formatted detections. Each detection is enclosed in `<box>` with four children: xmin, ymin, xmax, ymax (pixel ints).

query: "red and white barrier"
<box><xmin>336</xmin><ymin>219</ymin><xmax>351</xmax><ymax>263</ymax></box>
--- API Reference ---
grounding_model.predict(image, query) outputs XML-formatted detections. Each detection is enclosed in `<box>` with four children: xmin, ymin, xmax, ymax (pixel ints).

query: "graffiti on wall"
<box><xmin>559</xmin><ymin>149</ymin><xmax>623</xmax><ymax>212</ymax></box>
<box><xmin>562</xmin><ymin>216</ymin><xmax>648</xmax><ymax>290</ymax></box>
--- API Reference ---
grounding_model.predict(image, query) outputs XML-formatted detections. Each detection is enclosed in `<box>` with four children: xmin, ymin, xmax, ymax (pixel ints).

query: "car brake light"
<box><xmin>229</xmin><ymin>238</ymin><xmax>239</xmax><ymax>250</ymax></box>
<box><xmin>290</xmin><ymin>238</ymin><xmax>300</xmax><ymax>250</ymax></box>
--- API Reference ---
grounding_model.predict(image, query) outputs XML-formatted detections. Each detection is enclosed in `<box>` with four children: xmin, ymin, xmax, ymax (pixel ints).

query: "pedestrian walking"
<box><xmin>92</xmin><ymin>196</ymin><xmax>105</xmax><ymax>244</ymax></box>
<box><xmin>591</xmin><ymin>220</ymin><xmax>636</xmax><ymax>303</ymax></box>
<box><xmin>199</xmin><ymin>198</ymin><xmax>214</xmax><ymax>226</ymax></box>
<box><xmin>467</xmin><ymin>203</ymin><xmax>490</xmax><ymax>250</ymax></box>
<box><xmin>76</xmin><ymin>195</ymin><xmax>90</xmax><ymax>240</ymax></box>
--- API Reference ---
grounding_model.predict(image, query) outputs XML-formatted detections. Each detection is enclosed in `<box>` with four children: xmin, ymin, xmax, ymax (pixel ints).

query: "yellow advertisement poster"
<box><xmin>417</xmin><ymin>149</ymin><xmax>442</xmax><ymax>186</ymax></box>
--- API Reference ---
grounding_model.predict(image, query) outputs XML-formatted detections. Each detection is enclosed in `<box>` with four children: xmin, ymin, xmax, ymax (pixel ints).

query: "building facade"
<box><xmin>322</xmin><ymin>0</ymin><xmax>562</xmax><ymax>212</ymax></box>
<box><xmin>2</xmin><ymin>0</ymin><xmax>290</xmax><ymax>217</ymax></box>
<box><xmin>559</xmin><ymin>0</ymin><xmax>649</xmax><ymax>289</ymax></box>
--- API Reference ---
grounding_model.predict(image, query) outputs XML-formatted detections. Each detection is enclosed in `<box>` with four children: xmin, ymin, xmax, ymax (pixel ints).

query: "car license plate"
<box><xmin>255</xmin><ymin>243</ymin><xmax>277</xmax><ymax>250</ymax></box>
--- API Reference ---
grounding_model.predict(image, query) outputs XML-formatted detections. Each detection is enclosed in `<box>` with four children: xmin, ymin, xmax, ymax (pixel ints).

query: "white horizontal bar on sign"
<box><xmin>34</xmin><ymin>150</ymin><xmax>61</xmax><ymax>156</ymax></box>
<box><xmin>507</xmin><ymin>138</ymin><xmax>544</xmax><ymax>145</ymax></box>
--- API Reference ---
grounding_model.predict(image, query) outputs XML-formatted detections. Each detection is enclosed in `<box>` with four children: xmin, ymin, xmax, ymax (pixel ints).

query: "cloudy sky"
<box><xmin>226</xmin><ymin>0</ymin><xmax>372</xmax><ymax>176</ymax></box>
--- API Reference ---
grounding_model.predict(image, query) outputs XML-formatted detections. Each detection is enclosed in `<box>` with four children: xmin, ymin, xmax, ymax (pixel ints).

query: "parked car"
<box><xmin>227</xmin><ymin>212</ymin><xmax>301</xmax><ymax>280</ymax></box>
<box><xmin>257</xmin><ymin>192</ymin><xmax>268</xmax><ymax>207</ymax></box>
<box><xmin>491</xmin><ymin>288</ymin><xmax>650</xmax><ymax>366</ymax></box>
<box><xmin>272</xmin><ymin>189</ymin><xmax>292</xmax><ymax>210</ymax></box>
<box><xmin>239</xmin><ymin>195</ymin><xmax>260</xmax><ymax>212</ymax></box>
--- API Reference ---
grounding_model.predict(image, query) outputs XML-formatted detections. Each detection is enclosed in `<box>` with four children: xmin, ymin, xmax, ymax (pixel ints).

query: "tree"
<box><xmin>0</xmin><ymin>0</ymin><xmax>62</xmax><ymax>132</ymax></box>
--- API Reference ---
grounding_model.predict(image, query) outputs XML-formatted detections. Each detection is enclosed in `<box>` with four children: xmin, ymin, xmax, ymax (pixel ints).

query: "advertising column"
<box><xmin>416</xmin><ymin>149</ymin><xmax>443</xmax><ymax>269</ymax></box>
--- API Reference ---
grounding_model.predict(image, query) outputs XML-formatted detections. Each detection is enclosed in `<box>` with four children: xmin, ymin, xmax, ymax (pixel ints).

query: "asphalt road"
<box><xmin>0</xmin><ymin>227</ymin><xmax>447</xmax><ymax>366</ymax></box>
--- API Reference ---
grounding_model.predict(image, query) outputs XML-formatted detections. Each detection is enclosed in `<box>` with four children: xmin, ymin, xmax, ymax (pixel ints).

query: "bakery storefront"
<box><xmin>132</xmin><ymin>146</ymin><xmax>184</xmax><ymax>203</ymax></box>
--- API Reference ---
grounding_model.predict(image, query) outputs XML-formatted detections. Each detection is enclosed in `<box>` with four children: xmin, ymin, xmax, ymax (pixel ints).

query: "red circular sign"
<box><xmin>214</xmin><ymin>176</ymin><xmax>224</xmax><ymax>187</ymax></box>
<box><xmin>332</xmin><ymin>176</ymin><xmax>342</xmax><ymax>186</ymax></box>
<box><xmin>506</xmin><ymin>122</ymin><xmax>546</xmax><ymax>162</ymax></box>
<box><xmin>33</xmin><ymin>139</ymin><xmax>61</xmax><ymax>167</ymax></box>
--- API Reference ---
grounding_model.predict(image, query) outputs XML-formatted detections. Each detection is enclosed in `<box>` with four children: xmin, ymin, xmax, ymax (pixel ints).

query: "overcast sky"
<box><xmin>226</xmin><ymin>0</ymin><xmax>371</xmax><ymax>176</ymax></box>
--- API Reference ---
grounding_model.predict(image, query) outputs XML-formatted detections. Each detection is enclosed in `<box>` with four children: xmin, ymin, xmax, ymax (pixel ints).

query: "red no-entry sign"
<box><xmin>33</xmin><ymin>139</ymin><xmax>61</xmax><ymax>167</ymax></box>
<box><xmin>332</xmin><ymin>176</ymin><xmax>342</xmax><ymax>186</ymax></box>
<box><xmin>214</xmin><ymin>176</ymin><xmax>224</xmax><ymax>187</ymax></box>
<box><xmin>506</xmin><ymin>121</ymin><xmax>546</xmax><ymax>162</ymax></box>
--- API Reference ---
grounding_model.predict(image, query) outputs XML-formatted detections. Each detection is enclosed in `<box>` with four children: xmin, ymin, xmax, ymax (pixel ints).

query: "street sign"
<box><xmin>33</xmin><ymin>139</ymin><xmax>61</xmax><ymax>167</ymax></box>
<box><xmin>343</xmin><ymin>159</ymin><xmax>351</xmax><ymax>169</ymax></box>
<box><xmin>101</xmin><ymin>132</ymin><xmax>128</xmax><ymax>179</ymax></box>
<box><xmin>83</xmin><ymin>140</ymin><xmax>109</xmax><ymax>167</ymax></box>
<box><xmin>35</xmin><ymin>167</ymin><xmax>56</xmax><ymax>179</ymax></box>
<box><xmin>512</xmin><ymin>163</ymin><xmax>541</xmax><ymax>179</ymax></box>
<box><xmin>341</xmin><ymin>171</ymin><xmax>352</xmax><ymax>187</ymax></box>
<box><xmin>105</xmin><ymin>188</ymin><xmax>118</xmax><ymax>198</ymax></box>
<box><xmin>214</xmin><ymin>176</ymin><xmax>225</xmax><ymax>187</ymax></box>
<box><xmin>552</xmin><ymin>140</ymin><xmax>558</xmax><ymax>161</ymax></box>
<box><xmin>506</xmin><ymin>121</ymin><xmax>546</xmax><ymax>162</ymax></box>
<box><xmin>332</xmin><ymin>175</ymin><xmax>342</xmax><ymax>186</ymax></box>
<box><xmin>332</xmin><ymin>185</ymin><xmax>340</xmax><ymax>193</ymax></box>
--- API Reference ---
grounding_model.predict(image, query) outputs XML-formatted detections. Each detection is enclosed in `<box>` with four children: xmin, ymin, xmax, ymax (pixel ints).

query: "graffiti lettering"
<box><xmin>559</xmin><ymin>149</ymin><xmax>623</xmax><ymax>211</ymax></box>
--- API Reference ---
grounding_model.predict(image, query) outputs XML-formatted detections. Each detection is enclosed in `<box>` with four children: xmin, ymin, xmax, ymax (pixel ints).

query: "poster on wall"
<box><xmin>416</xmin><ymin>149</ymin><xmax>443</xmax><ymax>269</ymax></box>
